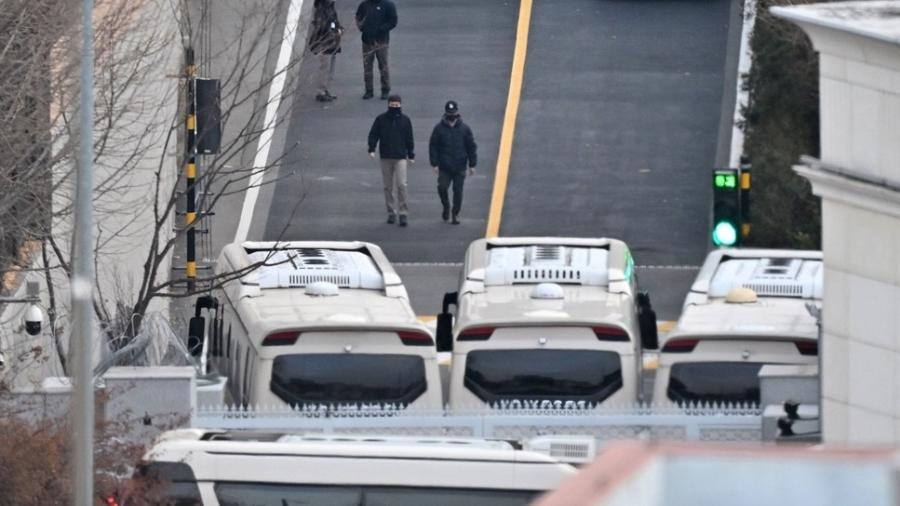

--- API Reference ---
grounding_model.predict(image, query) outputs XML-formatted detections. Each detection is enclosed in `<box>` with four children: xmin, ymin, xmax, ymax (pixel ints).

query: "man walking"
<box><xmin>309</xmin><ymin>0</ymin><xmax>343</xmax><ymax>102</ymax></box>
<box><xmin>368</xmin><ymin>95</ymin><xmax>415</xmax><ymax>226</ymax></box>
<box><xmin>430</xmin><ymin>100</ymin><xmax>477</xmax><ymax>225</ymax></box>
<box><xmin>355</xmin><ymin>0</ymin><xmax>397</xmax><ymax>100</ymax></box>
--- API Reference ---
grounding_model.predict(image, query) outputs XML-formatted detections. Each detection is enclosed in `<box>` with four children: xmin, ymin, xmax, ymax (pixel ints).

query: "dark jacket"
<box><xmin>355</xmin><ymin>0</ymin><xmax>398</xmax><ymax>44</ymax></box>
<box><xmin>368</xmin><ymin>109</ymin><xmax>414</xmax><ymax>160</ymax></box>
<box><xmin>429</xmin><ymin>117</ymin><xmax>477</xmax><ymax>172</ymax></box>
<box><xmin>309</xmin><ymin>0</ymin><xmax>343</xmax><ymax>55</ymax></box>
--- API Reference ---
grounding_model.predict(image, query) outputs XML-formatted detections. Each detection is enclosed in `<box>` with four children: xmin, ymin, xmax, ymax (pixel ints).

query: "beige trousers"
<box><xmin>379</xmin><ymin>158</ymin><xmax>408</xmax><ymax>216</ymax></box>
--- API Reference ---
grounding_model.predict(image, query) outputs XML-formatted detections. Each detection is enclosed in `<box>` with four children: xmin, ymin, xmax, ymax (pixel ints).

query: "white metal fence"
<box><xmin>193</xmin><ymin>403</ymin><xmax>763</xmax><ymax>442</ymax></box>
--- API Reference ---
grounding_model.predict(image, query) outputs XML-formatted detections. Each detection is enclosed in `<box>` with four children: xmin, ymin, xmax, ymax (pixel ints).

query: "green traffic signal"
<box><xmin>714</xmin><ymin>173</ymin><xmax>737</xmax><ymax>188</ymax></box>
<box><xmin>712</xmin><ymin>221</ymin><xmax>738</xmax><ymax>247</ymax></box>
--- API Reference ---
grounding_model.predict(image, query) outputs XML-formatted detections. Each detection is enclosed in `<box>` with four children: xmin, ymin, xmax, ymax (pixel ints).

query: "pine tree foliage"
<box><xmin>741</xmin><ymin>0</ymin><xmax>828</xmax><ymax>249</ymax></box>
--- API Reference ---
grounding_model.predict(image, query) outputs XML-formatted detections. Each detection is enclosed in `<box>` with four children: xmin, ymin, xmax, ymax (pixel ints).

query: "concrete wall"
<box><xmin>0</xmin><ymin>367</ymin><xmax>197</xmax><ymax>445</ymax></box>
<box><xmin>773</xmin><ymin>1</ymin><xmax>900</xmax><ymax>443</ymax></box>
<box><xmin>47</xmin><ymin>0</ymin><xmax>181</xmax><ymax>319</ymax></box>
<box><xmin>1</xmin><ymin>0</ymin><xmax>182</xmax><ymax>389</ymax></box>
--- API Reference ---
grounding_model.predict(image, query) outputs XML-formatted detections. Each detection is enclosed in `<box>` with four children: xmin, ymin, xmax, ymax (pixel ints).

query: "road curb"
<box><xmin>729</xmin><ymin>0</ymin><xmax>758</xmax><ymax>168</ymax></box>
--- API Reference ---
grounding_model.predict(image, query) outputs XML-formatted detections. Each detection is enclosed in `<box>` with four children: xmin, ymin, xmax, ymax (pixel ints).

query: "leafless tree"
<box><xmin>1</xmin><ymin>0</ymin><xmax>317</xmax><ymax>374</ymax></box>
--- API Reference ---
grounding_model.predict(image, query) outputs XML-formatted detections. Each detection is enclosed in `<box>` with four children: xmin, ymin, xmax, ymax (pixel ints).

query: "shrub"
<box><xmin>740</xmin><ymin>0</ymin><xmax>826</xmax><ymax>249</ymax></box>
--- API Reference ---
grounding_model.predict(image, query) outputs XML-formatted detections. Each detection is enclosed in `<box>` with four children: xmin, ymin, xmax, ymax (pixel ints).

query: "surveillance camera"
<box><xmin>24</xmin><ymin>304</ymin><xmax>43</xmax><ymax>336</ymax></box>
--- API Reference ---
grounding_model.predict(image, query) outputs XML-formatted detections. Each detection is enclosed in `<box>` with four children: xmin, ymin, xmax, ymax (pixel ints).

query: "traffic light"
<box><xmin>712</xmin><ymin>169</ymin><xmax>741</xmax><ymax>247</ymax></box>
<box><xmin>196</xmin><ymin>78</ymin><xmax>222</xmax><ymax>154</ymax></box>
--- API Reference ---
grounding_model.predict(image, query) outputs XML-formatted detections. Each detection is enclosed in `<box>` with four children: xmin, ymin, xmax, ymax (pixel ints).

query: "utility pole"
<box><xmin>72</xmin><ymin>0</ymin><xmax>95</xmax><ymax>503</ymax></box>
<box><xmin>185</xmin><ymin>47</ymin><xmax>198</xmax><ymax>292</ymax></box>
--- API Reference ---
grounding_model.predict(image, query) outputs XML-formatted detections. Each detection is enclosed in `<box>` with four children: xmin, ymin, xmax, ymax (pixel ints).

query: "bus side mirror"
<box><xmin>436</xmin><ymin>291</ymin><xmax>458</xmax><ymax>352</ymax></box>
<box><xmin>194</xmin><ymin>295</ymin><xmax>218</xmax><ymax>316</ymax></box>
<box><xmin>436</xmin><ymin>313</ymin><xmax>453</xmax><ymax>352</ymax></box>
<box><xmin>189</xmin><ymin>295</ymin><xmax>218</xmax><ymax>357</ymax></box>
<box><xmin>637</xmin><ymin>291</ymin><xmax>658</xmax><ymax>350</ymax></box>
<box><xmin>188</xmin><ymin>316</ymin><xmax>205</xmax><ymax>357</ymax></box>
<box><xmin>441</xmin><ymin>291</ymin><xmax>458</xmax><ymax>313</ymax></box>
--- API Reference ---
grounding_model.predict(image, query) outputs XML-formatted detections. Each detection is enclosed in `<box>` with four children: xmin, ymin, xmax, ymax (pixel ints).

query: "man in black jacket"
<box><xmin>368</xmin><ymin>95</ymin><xmax>415</xmax><ymax>226</ymax></box>
<box><xmin>430</xmin><ymin>100</ymin><xmax>477</xmax><ymax>225</ymax></box>
<box><xmin>309</xmin><ymin>0</ymin><xmax>343</xmax><ymax>102</ymax></box>
<box><xmin>355</xmin><ymin>0</ymin><xmax>398</xmax><ymax>100</ymax></box>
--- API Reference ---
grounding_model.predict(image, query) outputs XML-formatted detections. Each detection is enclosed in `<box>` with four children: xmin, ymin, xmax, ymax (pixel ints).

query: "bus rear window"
<box><xmin>270</xmin><ymin>353</ymin><xmax>426</xmax><ymax>407</ymax></box>
<box><xmin>667</xmin><ymin>362</ymin><xmax>767</xmax><ymax>405</ymax></box>
<box><xmin>464</xmin><ymin>349</ymin><xmax>622</xmax><ymax>404</ymax></box>
<box><xmin>215</xmin><ymin>483</ymin><xmax>539</xmax><ymax>506</ymax></box>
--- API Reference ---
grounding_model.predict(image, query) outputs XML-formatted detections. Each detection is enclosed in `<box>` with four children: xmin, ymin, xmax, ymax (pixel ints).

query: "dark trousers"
<box><xmin>362</xmin><ymin>41</ymin><xmax>390</xmax><ymax>92</ymax></box>
<box><xmin>438</xmin><ymin>170</ymin><xmax>466</xmax><ymax>216</ymax></box>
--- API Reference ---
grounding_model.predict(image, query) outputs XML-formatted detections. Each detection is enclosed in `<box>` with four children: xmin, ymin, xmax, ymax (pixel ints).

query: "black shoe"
<box><xmin>398</xmin><ymin>215</ymin><xmax>407</xmax><ymax>227</ymax></box>
<box><xmin>441</xmin><ymin>206</ymin><xmax>449</xmax><ymax>222</ymax></box>
<box><xmin>387</xmin><ymin>214</ymin><xmax>396</xmax><ymax>224</ymax></box>
<box><xmin>363</xmin><ymin>91</ymin><xmax>374</xmax><ymax>100</ymax></box>
<box><xmin>451</xmin><ymin>215</ymin><xmax>460</xmax><ymax>225</ymax></box>
<box><xmin>380</xmin><ymin>90</ymin><xmax>390</xmax><ymax>100</ymax></box>
<box><xmin>316</xmin><ymin>93</ymin><xmax>334</xmax><ymax>102</ymax></box>
<box><xmin>325</xmin><ymin>90</ymin><xmax>338</xmax><ymax>100</ymax></box>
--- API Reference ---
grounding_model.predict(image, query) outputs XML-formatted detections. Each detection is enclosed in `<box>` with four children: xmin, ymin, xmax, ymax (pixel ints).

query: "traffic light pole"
<box><xmin>185</xmin><ymin>48</ymin><xmax>197</xmax><ymax>292</ymax></box>
<box><xmin>739</xmin><ymin>156</ymin><xmax>752</xmax><ymax>240</ymax></box>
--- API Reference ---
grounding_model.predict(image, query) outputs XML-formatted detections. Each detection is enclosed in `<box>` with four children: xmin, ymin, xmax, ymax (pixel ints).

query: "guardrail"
<box><xmin>193</xmin><ymin>403</ymin><xmax>763</xmax><ymax>442</ymax></box>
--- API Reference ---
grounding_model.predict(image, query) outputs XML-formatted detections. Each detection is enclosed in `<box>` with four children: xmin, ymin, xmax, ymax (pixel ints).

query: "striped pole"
<box><xmin>186</xmin><ymin>47</ymin><xmax>197</xmax><ymax>291</ymax></box>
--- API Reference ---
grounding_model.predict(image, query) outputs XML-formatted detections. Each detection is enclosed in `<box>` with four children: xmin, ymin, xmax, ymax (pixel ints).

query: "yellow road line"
<box><xmin>485</xmin><ymin>0</ymin><xmax>533</xmax><ymax>239</ymax></box>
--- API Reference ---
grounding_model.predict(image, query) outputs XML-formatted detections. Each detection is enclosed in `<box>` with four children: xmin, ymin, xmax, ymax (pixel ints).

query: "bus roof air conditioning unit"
<box><xmin>249</xmin><ymin>249</ymin><xmax>385</xmax><ymax>289</ymax></box>
<box><xmin>484</xmin><ymin>246</ymin><xmax>609</xmax><ymax>287</ymax></box>
<box><xmin>708</xmin><ymin>258</ymin><xmax>822</xmax><ymax>299</ymax></box>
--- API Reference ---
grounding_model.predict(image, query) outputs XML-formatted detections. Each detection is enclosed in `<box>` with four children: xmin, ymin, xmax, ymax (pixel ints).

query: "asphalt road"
<box><xmin>263</xmin><ymin>0</ymin><xmax>518</xmax><ymax>264</ymax></box>
<box><xmin>498</xmin><ymin>0</ymin><xmax>739</xmax><ymax>317</ymax></box>
<box><xmin>504</xmin><ymin>0</ymin><xmax>735</xmax><ymax>268</ymax></box>
<box><xmin>245</xmin><ymin>0</ymin><xmax>742</xmax><ymax>320</ymax></box>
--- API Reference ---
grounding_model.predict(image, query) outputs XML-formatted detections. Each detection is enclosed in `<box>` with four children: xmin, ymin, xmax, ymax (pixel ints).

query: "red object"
<box><xmin>661</xmin><ymin>338</ymin><xmax>699</xmax><ymax>353</ymax></box>
<box><xmin>592</xmin><ymin>325</ymin><xmax>630</xmax><ymax>342</ymax></box>
<box><xmin>262</xmin><ymin>331</ymin><xmax>301</xmax><ymax>346</ymax></box>
<box><xmin>457</xmin><ymin>326</ymin><xmax>495</xmax><ymax>341</ymax></box>
<box><xmin>397</xmin><ymin>330</ymin><xmax>434</xmax><ymax>346</ymax></box>
<box><xmin>794</xmin><ymin>340</ymin><xmax>818</xmax><ymax>356</ymax></box>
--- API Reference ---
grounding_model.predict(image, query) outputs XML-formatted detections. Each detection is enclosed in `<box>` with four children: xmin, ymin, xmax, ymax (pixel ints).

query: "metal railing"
<box><xmin>193</xmin><ymin>403</ymin><xmax>763</xmax><ymax>442</ymax></box>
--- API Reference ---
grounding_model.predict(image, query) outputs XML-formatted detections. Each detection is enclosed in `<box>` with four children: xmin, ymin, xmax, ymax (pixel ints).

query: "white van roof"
<box><xmin>456</xmin><ymin>237</ymin><xmax>636</xmax><ymax>328</ymax></box>
<box><xmin>686</xmin><ymin>248</ymin><xmax>823</xmax><ymax>305</ymax></box>
<box><xmin>147</xmin><ymin>430</ymin><xmax>577</xmax><ymax>490</ymax></box>
<box><xmin>216</xmin><ymin>242</ymin><xmax>425</xmax><ymax>339</ymax></box>
<box><xmin>666</xmin><ymin>249</ymin><xmax>822</xmax><ymax>343</ymax></box>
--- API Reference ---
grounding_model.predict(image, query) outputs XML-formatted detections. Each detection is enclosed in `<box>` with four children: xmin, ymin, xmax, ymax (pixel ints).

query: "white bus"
<box><xmin>652</xmin><ymin>248</ymin><xmax>822</xmax><ymax>405</ymax></box>
<box><xmin>133</xmin><ymin>429</ymin><xmax>578</xmax><ymax>505</ymax></box>
<box><xmin>435</xmin><ymin>237</ymin><xmax>658</xmax><ymax>410</ymax></box>
<box><xmin>190</xmin><ymin>241</ymin><xmax>442</xmax><ymax>410</ymax></box>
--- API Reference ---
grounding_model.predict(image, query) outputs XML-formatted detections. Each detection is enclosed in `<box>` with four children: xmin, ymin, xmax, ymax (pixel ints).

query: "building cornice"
<box><xmin>771</xmin><ymin>2</ymin><xmax>900</xmax><ymax>73</ymax></box>
<box><xmin>794</xmin><ymin>156</ymin><xmax>900</xmax><ymax>218</ymax></box>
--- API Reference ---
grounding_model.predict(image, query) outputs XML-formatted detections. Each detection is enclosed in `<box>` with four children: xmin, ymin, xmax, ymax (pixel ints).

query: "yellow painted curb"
<box><xmin>657</xmin><ymin>320</ymin><xmax>677</xmax><ymax>333</ymax></box>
